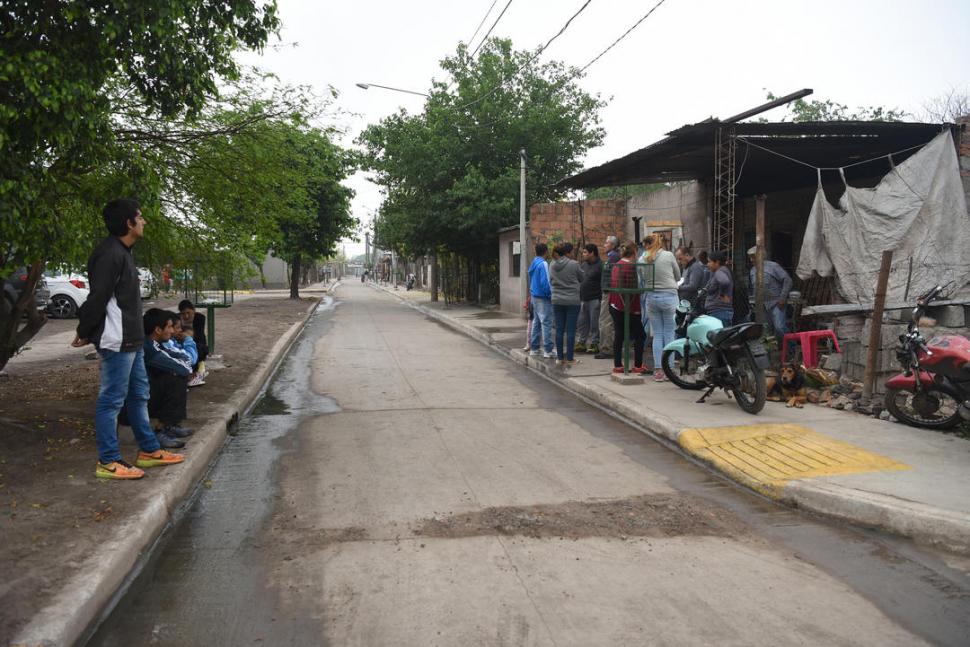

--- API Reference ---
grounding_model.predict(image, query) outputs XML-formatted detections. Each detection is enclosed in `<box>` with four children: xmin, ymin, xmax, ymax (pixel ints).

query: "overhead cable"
<box><xmin>579</xmin><ymin>0</ymin><xmax>668</xmax><ymax>73</ymax></box>
<box><xmin>469</xmin><ymin>0</ymin><xmax>515</xmax><ymax>58</ymax></box>
<box><xmin>457</xmin><ymin>0</ymin><xmax>594</xmax><ymax>112</ymax></box>
<box><xmin>466</xmin><ymin>0</ymin><xmax>499</xmax><ymax>51</ymax></box>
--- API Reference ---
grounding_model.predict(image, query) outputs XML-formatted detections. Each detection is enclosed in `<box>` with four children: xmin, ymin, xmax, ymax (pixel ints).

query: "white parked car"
<box><xmin>138</xmin><ymin>267</ymin><xmax>156</xmax><ymax>298</ymax></box>
<box><xmin>44</xmin><ymin>272</ymin><xmax>89</xmax><ymax>319</ymax></box>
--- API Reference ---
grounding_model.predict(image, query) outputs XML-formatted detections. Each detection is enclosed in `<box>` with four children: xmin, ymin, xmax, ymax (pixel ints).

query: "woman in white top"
<box><xmin>639</xmin><ymin>234</ymin><xmax>681</xmax><ymax>381</ymax></box>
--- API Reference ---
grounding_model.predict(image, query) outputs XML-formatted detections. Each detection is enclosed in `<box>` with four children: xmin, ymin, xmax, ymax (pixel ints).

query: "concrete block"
<box><xmin>821</xmin><ymin>353</ymin><xmax>843</xmax><ymax>371</ymax></box>
<box><xmin>929</xmin><ymin>304</ymin><xmax>966</xmax><ymax>328</ymax></box>
<box><xmin>611</xmin><ymin>372</ymin><xmax>645</xmax><ymax>385</ymax></box>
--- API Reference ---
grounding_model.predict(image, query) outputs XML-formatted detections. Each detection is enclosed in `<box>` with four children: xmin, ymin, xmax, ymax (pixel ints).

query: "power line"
<box><xmin>579</xmin><ymin>0</ymin><xmax>668</xmax><ymax>73</ymax></box>
<box><xmin>466</xmin><ymin>0</ymin><xmax>499</xmax><ymax>51</ymax></box>
<box><xmin>457</xmin><ymin>0</ymin><xmax>595</xmax><ymax>112</ymax></box>
<box><xmin>470</xmin><ymin>0</ymin><xmax>515</xmax><ymax>59</ymax></box>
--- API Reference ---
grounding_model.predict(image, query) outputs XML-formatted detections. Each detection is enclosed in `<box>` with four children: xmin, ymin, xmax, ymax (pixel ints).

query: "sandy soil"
<box><xmin>0</xmin><ymin>295</ymin><xmax>314</xmax><ymax>642</ymax></box>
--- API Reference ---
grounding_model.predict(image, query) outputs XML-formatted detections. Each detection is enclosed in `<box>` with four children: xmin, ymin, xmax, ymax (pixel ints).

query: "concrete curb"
<box><xmin>12</xmin><ymin>294</ymin><xmax>325</xmax><ymax>647</ymax></box>
<box><xmin>369</xmin><ymin>284</ymin><xmax>970</xmax><ymax>555</ymax></box>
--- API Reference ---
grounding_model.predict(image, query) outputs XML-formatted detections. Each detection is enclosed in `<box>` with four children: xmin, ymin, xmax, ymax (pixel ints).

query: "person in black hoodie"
<box><xmin>74</xmin><ymin>199</ymin><xmax>184</xmax><ymax>480</ymax></box>
<box><xmin>575</xmin><ymin>244</ymin><xmax>603</xmax><ymax>354</ymax></box>
<box><xmin>178</xmin><ymin>299</ymin><xmax>208</xmax><ymax>386</ymax></box>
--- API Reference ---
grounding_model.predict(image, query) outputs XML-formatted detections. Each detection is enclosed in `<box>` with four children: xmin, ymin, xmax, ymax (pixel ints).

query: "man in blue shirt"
<box><xmin>528</xmin><ymin>243</ymin><xmax>554</xmax><ymax>358</ymax></box>
<box><xmin>747</xmin><ymin>246</ymin><xmax>793</xmax><ymax>344</ymax></box>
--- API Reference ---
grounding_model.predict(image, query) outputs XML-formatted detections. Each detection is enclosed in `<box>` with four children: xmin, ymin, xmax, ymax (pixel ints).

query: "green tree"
<box><xmin>762</xmin><ymin>91</ymin><xmax>907</xmax><ymax>122</ymax></box>
<box><xmin>268</xmin><ymin>127</ymin><xmax>357</xmax><ymax>299</ymax></box>
<box><xmin>0</xmin><ymin>1</ymin><xmax>279</xmax><ymax>369</ymax></box>
<box><xmin>359</xmin><ymin>38</ymin><xmax>605</xmax><ymax>272</ymax></box>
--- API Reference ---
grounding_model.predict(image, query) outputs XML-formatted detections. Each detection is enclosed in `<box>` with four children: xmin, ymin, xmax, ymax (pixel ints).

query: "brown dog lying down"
<box><xmin>766</xmin><ymin>363</ymin><xmax>808</xmax><ymax>408</ymax></box>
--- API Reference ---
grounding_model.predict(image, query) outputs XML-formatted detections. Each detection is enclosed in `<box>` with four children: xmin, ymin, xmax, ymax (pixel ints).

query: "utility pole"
<box><xmin>520</xmin><ymin>148</ymin><xmax>528</xmax><ymax>319</ymax></box>
<box><xmin>754</xmin><ymin>195</ymin><xmax>766</xmax><ymax>324</ymax></box>
<box><xmin>365</xmin><ymin>231</ymin><xmax>371</xmax><ymax>267</ymax></box>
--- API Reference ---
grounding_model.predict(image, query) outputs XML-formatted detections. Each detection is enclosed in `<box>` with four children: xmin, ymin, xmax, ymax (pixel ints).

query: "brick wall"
<box><xmin>528</xmin><ymin>199</ymin><xmax>627</xmax><ymax>256</ymax></box>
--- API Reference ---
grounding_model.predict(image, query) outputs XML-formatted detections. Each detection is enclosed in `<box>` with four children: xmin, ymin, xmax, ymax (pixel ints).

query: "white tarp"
<box><xmin>797</xmin><ymin>130</ymin><xmax>970</xmax><ymax>304</ymax></box>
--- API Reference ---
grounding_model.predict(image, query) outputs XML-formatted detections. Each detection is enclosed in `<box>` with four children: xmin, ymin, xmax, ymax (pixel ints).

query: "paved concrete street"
<box><xmin>89</xmin><ymin>282</ymin><xmax>970</xmax><ymax>646</ymax></box>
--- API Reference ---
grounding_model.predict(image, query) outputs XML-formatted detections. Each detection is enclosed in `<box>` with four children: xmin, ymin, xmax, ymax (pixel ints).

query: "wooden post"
<box><xmin>863</xmin><ymin>250</ymin><xmax>894</xmax><ymax>401</ymax></box>
<box><xmin>754</xmin><ymin>195</ymin><xmax>767</xmax><ymax>324</ymax></box>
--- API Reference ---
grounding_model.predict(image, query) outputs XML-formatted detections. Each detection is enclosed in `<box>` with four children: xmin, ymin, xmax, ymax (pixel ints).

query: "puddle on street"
<box><xmin>87</xmin><ymin>297</ymin><xmax>339</xmax><ymax>647</ymax></box>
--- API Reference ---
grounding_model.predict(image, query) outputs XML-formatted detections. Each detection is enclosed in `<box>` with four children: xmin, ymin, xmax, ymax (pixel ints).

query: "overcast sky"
<box><xmin>241</xmin><ymin>0</ymin><xmax>970</xmax><ymax>257</ymax></box>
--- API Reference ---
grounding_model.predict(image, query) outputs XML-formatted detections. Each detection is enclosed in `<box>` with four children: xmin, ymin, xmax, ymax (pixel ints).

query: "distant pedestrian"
<box><xmin>641</xmin><ymin>234</ymin><xmax>681</xmax><ymax>382</ymax></box>
<box><xmin>608</xmin><ymin>242</ymin><xmax>647</xmax><ymax>374</ymax></box>
<box><xmin>704</xmin><ymin>250</ymin><xmax>734</xmax><ymax>326</ymax></box>
<box><xmin>595</xmin><ymin>235</ymin><xmax>622</xmax><ymax>359</ymax></box>
<box><xmin>549</xmin><ymin>242</ymin><xmax>584</xmax><ymax>365</ymax></box>
<box><xmin>73</xmin><ymin>199</ymin><xmax>184</xmax><ymax>480</ymax></box>
<box><xmin>576</xmin><ymin>244</ymin><xmax>602</xmax><ymax>354</ymax></box>
<box><xmin>527</xmin><ymin>242</ymin><xmax>554</xmax><ymax>358</ymax></box>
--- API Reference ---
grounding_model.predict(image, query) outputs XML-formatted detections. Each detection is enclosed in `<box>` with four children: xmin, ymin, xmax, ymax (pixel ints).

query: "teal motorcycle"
<box><xmin>661</xmin><ymin>291</ymin><xmax>769</xmax><ymax>414</ymax></box>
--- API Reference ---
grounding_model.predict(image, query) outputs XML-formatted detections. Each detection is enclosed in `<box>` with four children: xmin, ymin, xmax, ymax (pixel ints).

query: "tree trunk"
<box><xmin>430</xmin><ymin>252</ymin><xmax>439</xmax><ymax>302</ymax></box>
<box><xmin>289</xmin><ymin>254</ymin><xmax>302</xmax><ymax>299</ymax></box>
<box><xmin>0</xmin><ymin>259</ymin><xmax>48</xmax><ymax>372</ymax></box>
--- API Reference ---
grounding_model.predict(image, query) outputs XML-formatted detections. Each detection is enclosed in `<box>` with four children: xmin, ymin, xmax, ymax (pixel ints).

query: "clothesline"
<box><xmin>734</xmin><ymin>137</ymin><xmax>932</xmax><ymax>173</ymax></box>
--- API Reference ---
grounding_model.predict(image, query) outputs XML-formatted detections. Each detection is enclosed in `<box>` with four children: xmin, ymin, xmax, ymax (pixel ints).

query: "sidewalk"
<box><xmin>2</xmin><ymin>284</ymin><xmax>333</xmax><ymax>646</ymax></box>
<box><xmin>372</xmin><ymin>283</ymin><xmax>970</xmax><ymax>556</ymax></box>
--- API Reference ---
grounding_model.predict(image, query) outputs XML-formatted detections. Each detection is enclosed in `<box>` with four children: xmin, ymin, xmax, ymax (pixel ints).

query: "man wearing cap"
<box><xmin>747</xmin><ymin>246</ymin><xmax>792</xmax><ymax>343</ymax></box>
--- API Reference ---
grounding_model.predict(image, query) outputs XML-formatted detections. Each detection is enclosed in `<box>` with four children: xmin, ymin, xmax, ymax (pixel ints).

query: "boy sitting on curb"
<box><xmin>143</xmin><ymin>308</ymin><xmax>194</xmax><ymax>447</ymax></box>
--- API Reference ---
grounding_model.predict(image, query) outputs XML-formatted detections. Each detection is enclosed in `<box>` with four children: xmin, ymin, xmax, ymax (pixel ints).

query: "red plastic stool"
<box><xmin>781</xmin><ymin>330</ymin><xmax>840</xmax><ymax>368</ymax></box>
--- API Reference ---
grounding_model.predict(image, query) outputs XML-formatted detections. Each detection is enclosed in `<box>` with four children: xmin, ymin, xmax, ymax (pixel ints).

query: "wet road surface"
<box><xmin>89</xmin><ymin>282</ymin><xmax>970</xmax><ymax>646</ymax></box>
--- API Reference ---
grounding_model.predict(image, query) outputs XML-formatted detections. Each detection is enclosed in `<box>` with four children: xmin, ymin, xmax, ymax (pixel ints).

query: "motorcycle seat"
<box><xmin>707</xmin><ymin>322</ymin><xmax>763</xmax><ymax>347</ymax></box>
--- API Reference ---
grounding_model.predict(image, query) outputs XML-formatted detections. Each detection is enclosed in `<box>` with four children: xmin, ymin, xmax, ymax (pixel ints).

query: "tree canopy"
<box><xmin>762</xmin><ymin>91</ymin><xmax>907</xmax><ymax>123</ymax></box>
<box><xmin>358</xmin><ymin>38</ymin><xmax>605</xmax><ymax>261</ymax></box>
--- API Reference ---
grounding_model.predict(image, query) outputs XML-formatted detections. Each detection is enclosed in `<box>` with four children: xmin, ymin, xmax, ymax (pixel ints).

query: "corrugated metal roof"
<box><xmin>558</xmin><ymin>120</ymin><xmax>952</xmax><ymax>195</ymax></box>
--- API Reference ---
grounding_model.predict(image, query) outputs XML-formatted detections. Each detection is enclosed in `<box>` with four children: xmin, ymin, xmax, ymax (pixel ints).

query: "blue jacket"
<box><xmin>165</xmin><ymin>337</ymin><xmax>198</xmax><ymax>366</ymax></box>
<box><xmin>528</xmin><ymin>257</ymin><xmax>551</xmax><ymax>299</ymax></box>
<box><xmin>145</xmin><ymin>338</ymin><xmax>192</xmax><ymax>377</ymax></box>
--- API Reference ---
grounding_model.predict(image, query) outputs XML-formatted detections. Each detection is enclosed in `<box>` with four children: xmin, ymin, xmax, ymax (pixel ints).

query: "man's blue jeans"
<box><xmin>529</xmin><ymin>297</ymin><xmax>553</xmax><ymax>353</ymax></box>
<box><xmin>767</xmin><ymin>302</ymin><xmax>788</xmax><ymax>342</ymax></box>
<box><xmin>96</xmin><ymin>348</ymin><xmax>160</xmax><ymax>463</ymax></box>
<box><xmin>553</xmin><ymin>303</ymin><xmax>581</xmax><ymax>360</ymax></box>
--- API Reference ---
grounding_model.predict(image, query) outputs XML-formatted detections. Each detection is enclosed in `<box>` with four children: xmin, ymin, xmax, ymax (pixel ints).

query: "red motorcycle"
<box><xmin>884</xmin><ymin>285</ymin><xmax>970</xmax><ymax>429</ymax></box>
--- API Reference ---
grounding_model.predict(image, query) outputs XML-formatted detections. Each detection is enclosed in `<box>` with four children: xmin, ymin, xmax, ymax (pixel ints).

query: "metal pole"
<box><xmin>863</xmin><ymin>251</ymin><xmax>894</xmax><ymax>401</ymax></box>
<box><xmin>754</xmin><ymin>195</ymin><xmax>766</xmax><ymax>324</ymax></box>
<box><xmin>520</xmin><ymin>149</ymin><xmax>528</xmax><ymax>319</ymax></box>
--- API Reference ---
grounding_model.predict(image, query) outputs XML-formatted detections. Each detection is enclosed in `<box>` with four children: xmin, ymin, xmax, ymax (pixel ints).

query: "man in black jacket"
<box><xmin>575</xmin><ymin>244</ymin><xmax>603</xmax><ymax>354</ymax></box>
<box><xmin>74</xmin><ymin>199</ymin><xmax>184</xmax><ymax>480</ymax></box>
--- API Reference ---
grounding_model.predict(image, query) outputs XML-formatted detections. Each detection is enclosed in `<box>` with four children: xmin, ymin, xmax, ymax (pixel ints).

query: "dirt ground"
<box><xmin>0</xmin><ymin>295</ymin><xmax>315</xmax><ymax>643</ymax></box>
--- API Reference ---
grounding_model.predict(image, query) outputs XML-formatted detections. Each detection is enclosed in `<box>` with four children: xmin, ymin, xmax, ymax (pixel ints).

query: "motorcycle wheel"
<box><xmin>884</xmin><ymin>387</ymin><xmax>961</xmax><ymax>429</ymax></box>
<box><xmin>661</xmin><ymin>349</ymin><xmax>706</xmax><ymax>390</ymax></box>
<box><xmin>730</xmin><ymin>354</ymin><xmax>766</xmax><ymax>414</ymax></box>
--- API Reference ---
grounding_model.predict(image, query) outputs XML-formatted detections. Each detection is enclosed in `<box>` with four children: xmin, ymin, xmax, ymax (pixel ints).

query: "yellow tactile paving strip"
<box><xmin>678</xmin><ymin>424</ymin><xmax>910</xmax><ymax>498</ymax></box>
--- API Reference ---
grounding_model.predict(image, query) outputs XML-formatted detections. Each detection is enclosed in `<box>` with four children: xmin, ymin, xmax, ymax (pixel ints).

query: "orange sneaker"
<box><xmin>136</xmin><ymin>449</ymin><xmax>185</xmax><ymax>468</ymax></box>
<box><xmin>96</xmin><ymin>460</ymin><xmax>145</xmax><ymax>480</ymax></box>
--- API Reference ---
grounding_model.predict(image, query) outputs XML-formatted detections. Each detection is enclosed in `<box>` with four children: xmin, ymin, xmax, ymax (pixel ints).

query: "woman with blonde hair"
<box><xmin>639</xmin><ymin>233</ymin><xmax>681</xmax><ymax>381</ymax></box>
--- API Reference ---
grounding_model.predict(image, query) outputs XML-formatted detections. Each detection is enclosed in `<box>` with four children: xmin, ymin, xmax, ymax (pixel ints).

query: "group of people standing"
<box><xmin>524</xmin><ymin>233</ymin><xmax>791</xmax><ymax>382</ymax></box>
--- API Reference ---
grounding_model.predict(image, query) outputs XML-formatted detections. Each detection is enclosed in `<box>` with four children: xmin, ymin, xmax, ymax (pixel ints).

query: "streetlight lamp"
<box><xmin>355</xmin><ymin>82</ymin><xmax>429</xmax><ymax>97</ymax></box>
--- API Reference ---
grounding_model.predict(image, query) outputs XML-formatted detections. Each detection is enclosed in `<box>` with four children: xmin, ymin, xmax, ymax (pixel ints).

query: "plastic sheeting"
<box><xmin>797</xmin><ymin>131</ymin><xmax>970</xmax><ymax>304</ymax></box>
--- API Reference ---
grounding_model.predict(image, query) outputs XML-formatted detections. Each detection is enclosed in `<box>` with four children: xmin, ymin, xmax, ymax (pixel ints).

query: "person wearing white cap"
<box><xmin>747</xmin><ymin>246</ymin><xmax>793</xmax><ymax>343</ymax></box>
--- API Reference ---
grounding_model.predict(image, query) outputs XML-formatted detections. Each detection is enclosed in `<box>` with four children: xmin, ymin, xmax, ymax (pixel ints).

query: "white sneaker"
<box><xmin>529</xmin><ymin>349</ymin><xmax>540</xmax><ymax>356</ymax></box>
<box><xmin>542</xmin><ymin>351</ymin><xmax>555</xmax><ymax>359</ymax></box>
<box><xmin>187</xmin><ymin>373</ymin><xmax>206</xmax><ymax>387</ymax></box>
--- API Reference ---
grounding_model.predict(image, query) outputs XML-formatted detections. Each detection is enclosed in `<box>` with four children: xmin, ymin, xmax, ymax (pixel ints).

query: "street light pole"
<box><xmin>520</xmin><ymin>148</ymin><xmax>528</xmax><ymax>319</ymax></box>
